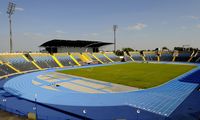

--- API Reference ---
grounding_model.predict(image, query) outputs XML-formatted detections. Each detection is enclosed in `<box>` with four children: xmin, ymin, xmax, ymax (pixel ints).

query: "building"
<box><xmin>39</xmin><ymin>39</ymin><xmax>113</xmax><ymax>53</ymax></box>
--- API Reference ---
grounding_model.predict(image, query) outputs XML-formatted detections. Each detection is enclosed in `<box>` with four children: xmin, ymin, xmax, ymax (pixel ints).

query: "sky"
<box><xmin>0</xmin><ymin>0</ymin><xmax>200</xmax><ymax>52</ymax></box>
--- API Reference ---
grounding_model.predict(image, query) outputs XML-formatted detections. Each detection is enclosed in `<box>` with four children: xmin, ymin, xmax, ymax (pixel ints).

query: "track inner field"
<box><xmin>59</xmin><ymin>62</ymin><xmax>196</xmax><ymax>88</ymax></box>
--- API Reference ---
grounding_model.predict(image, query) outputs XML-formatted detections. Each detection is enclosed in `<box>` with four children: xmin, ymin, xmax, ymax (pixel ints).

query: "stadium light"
<box><xmin>7</xmin><ymin>1</ymin><xmax>16</xmax><ymax>53</ymax></box>
<box><xmin>113</xmin><ymin>25</ymin><xmax>118</xmax><ymax>52</ymax></box>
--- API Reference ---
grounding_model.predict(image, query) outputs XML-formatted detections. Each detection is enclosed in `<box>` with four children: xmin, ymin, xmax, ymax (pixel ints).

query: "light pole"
<box><xmin>33</xmin><ymin>93</ymin><xmax>38</xmax><ymax>119</ymax></box>
<box><xmin>7</xmin><ymin>2</ymin><xmax>16</xmax><ymax>53</ymax></box>
<box><xmin>2</xmin><ymin>98</ymin><xmax>7</xmax><ymax>110</ymax></box>
<box><xmin>113</xmin><ymin>25</ymin><xmax>118</xmax><ymax>52</ymax></box>
<box><xmin>136</xmin><ymin>109</ymin><xmax>140</xmax><ymax>120</ymax></box>
<box><xmin>83</xmin><ymin>109</ymin><xmax>87</xmax><ymax>120</ymax></box>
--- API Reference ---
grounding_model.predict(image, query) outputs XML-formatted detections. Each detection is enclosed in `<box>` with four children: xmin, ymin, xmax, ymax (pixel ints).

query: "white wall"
<box><xmin>57</xmin><ymin>47</ymin><xmax>93</xmax><ymax>53</ymax></box>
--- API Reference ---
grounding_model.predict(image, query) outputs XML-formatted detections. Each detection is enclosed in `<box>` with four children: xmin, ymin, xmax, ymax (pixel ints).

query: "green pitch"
<box><xmin>58</xmin><ymin>63</ymin><xmax>196</xmax><ymax>89</ymax></box>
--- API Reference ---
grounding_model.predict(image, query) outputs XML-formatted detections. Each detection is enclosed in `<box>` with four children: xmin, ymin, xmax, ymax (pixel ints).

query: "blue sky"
<box><xmin>0</xmin><ymin>0</ymin><xmax>200</xmax><ymax>52</ymax></box>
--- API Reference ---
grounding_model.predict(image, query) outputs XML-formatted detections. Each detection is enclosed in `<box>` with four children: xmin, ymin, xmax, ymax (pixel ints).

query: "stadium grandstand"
<box><xmin>104</xmin><ymin>52</ymin><xmax>121</xmax><ymax>62</ymax></box>
<box><xmin>190</xmin><ymin>51</ymin><xmax>200</xmax><ymax>63</ymax></box>
<box><xmin>0</xmin><ymin>53</ymin><xmax>38</xmax><ymax>72</ymax></box>
<box><xmin>143</xmin><ymin>51</ymin><xmax>158</xmax><ymax>61</ymax></box>
<box><xmin>129</xmin><ymin>51</ymin><xmax>144</xmax><ymax>61</ymax></box>
<box><xmin>53</xmin><ymin>53</ymin><xmax>77</xmax><ymax>66</ymax></box>
<box><xmin>174</xmin><ymin>51</ymin><xmax>193</xmax><ymax>62</ymax></box>
<box><xmin>0</xmin><ymin>50</ymin><xmax>199</xmax><ymax>77</ymax></box>
<box><xmin>159</xmin><ymin>51</ymin><xmax>174</xmax><ymax>61</ymax></box>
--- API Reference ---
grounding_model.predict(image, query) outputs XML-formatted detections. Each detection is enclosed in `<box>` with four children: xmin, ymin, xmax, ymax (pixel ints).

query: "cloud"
<box><xmin>23</xmin><ymin>32</ymin><xmax>44</xmax><ymax>37</ymax></box>
<box><xmin>55</xmin><ymin>30</ymin><xmax>66</xmax><ymax>34</ymax></box>
<box><xmin>23</xmin><ymin>32</ymin><xmax>50</xmax><ymax>41</ymax></box>
<box><xmin>161</xmin><ymin>21</ymin><xmax>168</xmax><ymax>25</ymax></box>
<box><xmin>81</xmin><ymin>33</ymin><xmax>99</xmax><ymax>36</ymax></box>
<box><xmin>191</xmin><ymin>16</ymin><xmax>199</xmax><ymax>20</ymax></box>
<box><xmin>186</xmin><ymin>16</ymin><xmax>199</xmax><ymax>20</ymax></box>
<box><xmin>91</xmin><ymin>33</ymin><xmax>99</xmax><ymax>36</ymax></box>
<box><xmin>54</xmin><ymin>30</ymin><xmax>67</xmax><ymax>38</ymax></box>
<box><xmin>180</xmin><ymin>26</ymin><xmax>187</xmax><ymax>30</ymax></box>
<box><xmin>0</xmin><ymin>11</ymin><xmax>2</xmax><ymax>14</ymax></box>
<box><xmin>81</xmin><ymin>33</ymin><xmax>89</xmax><ymax>36</ymax></box>
<box><xmin>15</xmin><ymin>7</ymin><xmax>24</xmax><ymax>11</ymax></box>
<box><xmin>196</xmin><ymin>24</ymin><xmax>200</xmax><ymax>29</ymax></box>
<box><xmin>127</xmin><ymin>23</ymin><xmax>147</xmax><ymax>30</ymax></box>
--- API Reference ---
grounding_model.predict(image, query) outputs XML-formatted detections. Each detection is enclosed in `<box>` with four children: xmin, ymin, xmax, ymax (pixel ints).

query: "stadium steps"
<box><xmin>188</xmin><ymin>56</ymin><xmax>193</xmax><ymax>62</ymax></box>
<box><xmin>69</xmin><ymin>55</ymin><xmax>81</xmax><ymax>66</ymax></box>
<box><xmin>54</xmin><ymin>53</ymin><xmax>76</xmax><ymax>66</ymax></box>
<box><xmin>196</xmin><ymin>57</ymin><xmax>200</xmax><ymax>62</ymax></box>
<box><xmin>29</xmin><ymin>53</ymin><xmax>59</xmax><ymax>68</ymax></box>
<box><xmin>172</xmin><ymin>51</ymin><xmax>178</xmax><ymax>62</ymax></box>
<box><xmin>83</xmin><ymin>52</ymin><xmax>100</xmax><ymax>63</ymax></box>
<box><xmin>129</xmin><ymin>52</ymin><xmax>144</xmax><ymax>61</ymax></box>
<box><xmin>70</xmin><ymin>53</ymin><xmax>88</xmax><ymax>65</ymax></box>
<box><xmin>22</xmin><ymin>54</ymin><xmax>43</xmax><ymax>70</ymax></box>
<box><xmin>22</xmin><ymin>55</ymin><xmax>30</xmax><ymax>62</ymax></box>
<box><xmin>5</xmin><ymin>63</ymin><xmax>21</xmax><ymax>73</ymax></box>
<box><xmin>51</xmin><ymin>55</ymin><xmax>64</xmax><ymax>68</ymax></box>
<box><xmin>142</xmin><ymin>56</ymin><xmax>146</xmax><ymax>61</ymax></box>
<box><xmin>143</xmin><ymin>51</ymin><xmax>158</xmax><ymax>61</ymax></box>
<box><xmin>92</xmin><ymin>54</ymin><xmax>104</xmax><ymax>64</ymax></box>
<box><xmin>82</xmin><ymin>53</ymin><xmax>93</xmax><ymax>61</ymax></box>
<box><xmin>129</xmin><ymin>56</ymin><xmax>134</xmax><ymax>61</ymax></box>
<box><xmin>157</xmin><ymin>56</ymin><xmax>160</xmax><ymax>62</ymax></box>
<box><xmin>172</xmin><ymin>56</ymin><xmax>176</xmax><ymax>62</ymax></box>
<box><xmin>188</xmin><ymin>51</ymin><xmax>195</xmax><ymax>62</ymax></box>
<box><xmin>82</xmin><ymin>53</ymin><xmax>100</xmax><ymax>64</ymax></box>
<box><xmin>103</xmin><ymin>53</ymin><xmax>114</xmax><ymax>62</ymax></box>
<box><xmin>80</xmin><ymin>54</ymin><xmax>90</xmax><ymax>62</ymax></box>
<box><xmin>31</xmin><ymin>61</ymin><xmax>43</xmax><ymax>70</ymax></box>
<box><xmin>124</xmin><ymin>52</ymin><xmax>134</xmax><ymax>61</ymax></box>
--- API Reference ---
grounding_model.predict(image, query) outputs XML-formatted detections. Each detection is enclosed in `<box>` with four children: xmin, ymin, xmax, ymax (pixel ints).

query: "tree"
<box><xmin>122</xmin><ymin>48</ymin><xmax>134</xmax><ymax>56</ymax></box>
<box><xmin>115</xmin><ymin>50</ymin><xmax>124</xmax><ymax>56</ymax></box>
<box><xmin>122</xmin><ymin>48</ymin><xmax>134</xmax><ymax>52</ymax></box>
<box><xmin>162</xmin><ymin>46</ymin><xmax>168</xmax><ymax>50</ymax></box>
<box><xmin>174</xmin><ymin>47</ymin><xmax>184</xmax><ymax>51</ymax></box>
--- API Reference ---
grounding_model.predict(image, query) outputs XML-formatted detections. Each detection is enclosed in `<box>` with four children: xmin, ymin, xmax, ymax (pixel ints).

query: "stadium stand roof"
<box><xmin>40</xmin><ymin>39</ymin><xmax>113</xmax><ymax>48</ymax></box>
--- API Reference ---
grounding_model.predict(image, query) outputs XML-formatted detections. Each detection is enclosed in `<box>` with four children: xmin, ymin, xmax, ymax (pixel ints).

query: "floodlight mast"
<box><xmin>7</xmin><ymin>2</ymin><xmax>16</xmax><ymax>53</ymax></box>
<box><xmin>113</xmin><ymin>25</ymin><xmax>118</xmax><ymax>52</ymax></box>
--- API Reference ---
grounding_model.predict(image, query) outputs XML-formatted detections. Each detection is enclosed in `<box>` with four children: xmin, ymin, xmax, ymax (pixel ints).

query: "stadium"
<box><xmin>0</xmin><ymin>47</ymin><xmax>200</xmax><ymax>120</ymax></box>
<box><xmin>1</xmin><ymin>1</ymin><xmax>200</xmax><ymax>120</ymax></box>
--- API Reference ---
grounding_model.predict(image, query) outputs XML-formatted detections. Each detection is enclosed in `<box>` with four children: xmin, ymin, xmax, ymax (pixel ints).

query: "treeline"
<box><xmin>114</xmin><ymin>46</ymin><xmax>199</xmax><ymax>56</ymax></box>
<box><xmin>174</xmin><ymin>47</ymin><xmax>198</xmax><ymax>52</ymax></box>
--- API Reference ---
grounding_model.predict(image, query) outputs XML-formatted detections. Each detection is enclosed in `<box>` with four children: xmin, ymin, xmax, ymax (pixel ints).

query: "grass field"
<box><xmin>58</xmin><ymin>63</ymin><xmax>196</xmax><ymax>89</ymax></box>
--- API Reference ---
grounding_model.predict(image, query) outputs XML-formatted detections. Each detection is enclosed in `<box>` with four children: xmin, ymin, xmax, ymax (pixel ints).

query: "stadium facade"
<box><xmin>39</xmin><ymin>39</ymin><xmax>113</xmax><ymax>53</ymax></box>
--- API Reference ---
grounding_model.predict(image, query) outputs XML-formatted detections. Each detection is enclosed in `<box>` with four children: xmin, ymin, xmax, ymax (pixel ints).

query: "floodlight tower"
<box><xmin>113</xmin><ymin>25</ymin><xmax>118</xmax><ymax>52</ymax></box>
<box><xmin>7</xmin><ymin>2</ymin><xmax>16</xmax><ymax>53</ymax></box>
